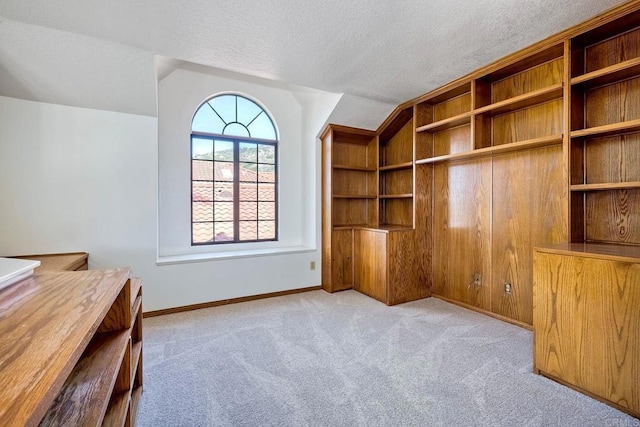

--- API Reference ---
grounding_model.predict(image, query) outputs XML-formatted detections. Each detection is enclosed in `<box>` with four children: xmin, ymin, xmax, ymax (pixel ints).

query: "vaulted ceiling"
<box><xmin>0</xmin><ymin>0</ymin><xmax>628</xmax><ymax>128</ymax></box>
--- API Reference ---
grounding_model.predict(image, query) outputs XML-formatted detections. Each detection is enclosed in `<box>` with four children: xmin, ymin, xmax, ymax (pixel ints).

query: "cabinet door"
<box><xmin>534</xmin><ymin>252</ymin><xmax>640</xmax><ymax>415</ymax></box>
<box><xmin>433</xmin><ymin>159</ymin><xmax>491</xmax><ymax>309</ymax></box>
<box><xmin>492</xmin><ymin>146</ymin><xmax>566</xmax><ymax>324</ymax></box>
<box><xmin>330</xmin><ymin>229</ymin><xmax>353</xmax><ymax>292</ymax></box>
<box><xmin>354</xmin><ymin>229</ymin><xmax>387</xmax><ymax>303</ymax></box>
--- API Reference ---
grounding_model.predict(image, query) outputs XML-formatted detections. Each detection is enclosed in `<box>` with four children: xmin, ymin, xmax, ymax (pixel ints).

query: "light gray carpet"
<box><xmin>137</xmin><ymin>290</ymin><xmax>638</xmax><ymax>426</ymax></box>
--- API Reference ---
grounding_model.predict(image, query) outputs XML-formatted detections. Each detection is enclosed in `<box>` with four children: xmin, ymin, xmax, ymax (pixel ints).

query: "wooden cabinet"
<box><xmin>353</xmin><ymin>228</ymin><xmax>427</xmax><ymax>305</ymax></box>
<box><xmin>321</xmin><ymin>108</ymin><xmax>430</xmax><ymax>304</ymax></box>
<box><xmin>0</xmin><ymin>268</ymin><xmax>143</xmax><ymax>426</ymax></box>
<box><xmin>533</xmin><ymin>244</ymin><xmax>640</xmax><ymax>418</ymax></box>
<box><xmin>321</xmin><ymin>125</ymin><xmax>377</xmax><ymax>293</ymax></box>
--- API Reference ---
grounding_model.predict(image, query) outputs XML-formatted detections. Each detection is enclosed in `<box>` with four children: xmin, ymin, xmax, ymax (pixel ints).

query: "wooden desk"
<box><xmin>0</xmin><ymin>268</ymin><xmax>143</xmax><ymax>426</ymax></box>
<box><xmin>11</xmin><ymin>252</ymin><xmax>88</xmax><ymax>272</ymax></box>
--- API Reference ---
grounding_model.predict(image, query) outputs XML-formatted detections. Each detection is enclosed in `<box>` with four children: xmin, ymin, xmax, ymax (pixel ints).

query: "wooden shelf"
<box><xmin>571</xmin><ymin>181</ymin><xmax>640</xmax><ymax>191</ymax></box>
<box><xmin>131</xmin><ymin>342</ymin><xmax>142</xmax><ymax>383</ymax></box>
<box><xmin>416</xmin><ymin>111</ymin><xmax>472</xmax><ymax>133</ymax></box>
<box><xmin>103</xmin><ymin>392</ymin><xmax>130</xmax><ymax>427</ymax></box>
<box><xmin>474</xmin><ymin>84</ymin><xmax>563</xmax><ymax>116</ymax></box>
<box><xmin>40</xmin><ymin>330</ymin><xmax>130</xmax><ymax>426</ymax></box>
<box><xmin>332</xmin><ymin>194</ymin><xmax>377</xmax><ymax>199</ymax></box>
<box><xmin>416</xmin><ymin>134</ymin><xmax>563</xmax><ymax>164</ymax></box>
<box><xmin>333</xmin><ymin>223</ymin><xmax>375</xmax><ymax>230</ymax></box>
<box><xmin>379</xmin><ymin>161</ymin><xmax>413</xmax><ymax>171</ymax></box>
<box><xmin>333</xmin><ymin>164</ymin><xmax>376</xmax><ymax>172</ymax></box>
<box><xmin>130</xmin><ymin>277</ymin><xmax>142</xmax><ymax>310</ymax></box>
<box><xmin>571</xmin><ymin>57</ymin><xmax>640</xmax><ymax>89</ymax></box>
<box><xmin>571</xmin><ymin>119</ymin><xmax>640</xmax><ymax>139</ymax></box>
<box><xmin>131</xmin><ymin>387</ymin><xmax>142</xmax><ymax>423</ymax></box>
<box><xmin>379</xmin><ymin>194</ymin><xmax>413</xmax><ymax>199</ymax></box>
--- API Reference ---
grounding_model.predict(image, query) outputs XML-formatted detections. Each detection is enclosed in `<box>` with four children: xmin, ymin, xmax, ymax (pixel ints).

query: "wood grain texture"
<box><xmin>380</xmin><ymin>198</ymin><xmax>413</xmax><ymax>227</ymax></box>
<box><xmin>433</xmin><ymin>158</ymin><xmax>492</xmax><ymax>310</ymax></box>
<box><xmin>414</xmin><ymin>164</ymin><xmax>433</xmax><ymax>298</ymax></box>
<box><xmin>380</xmin><ymin>120</ymin><xmax>413</xmax><ymax>166</ymax></box>
<box><xmin>387</xmin><ymin>231</ymin><xmax>429</xmax><ymax>304</ymax></box>
<box><xmin>98</xmin><ymin>280</ymin><xmax>132</xmax><ymax>333</ymax></box>
<box><xmin>433</xmin><ymin>92</ymin><xmax>471</xmax><ymax>121</ymax></box>
<box><xmin>321</xmin><ymin>130</ymin><xmax>333</xmax><ymax>291</ymax></box>
<box><xmin>333</xmin><ymin>169</ymin><xmax>377</xmax><ymax>196</ymax></box>
<box><xmin>490</xmin><ymin>58</ymin><xmax>563</xmax><ymax>103</ymax></box>
<box><xmin>40</xmin><ymin>330</ymin><xmax>130</xmax><ymax>427</ymax></box>
<box><xmin>11</xmin><ymin>253</ymin><xmax>89</xmax><ymax>272</ymax></box>
<box><xmin>418</xmin><ymin>135</ymin><xmax>563</xmax><ymax>165</ymax></box>
<box><xmin>0</xmin><ymin>268</ymin><xmax>131</xmax><ymax>426</ymax></box>
<box><xmin>380</xmin><ymin>168</ymin><xmax>412</xmax><ymax>196</ymax></box>
<box><xmin>585</xmin><ymin>25</ymin><xmax>640</xmax><ymax>73</ymax></box>
<box><xmin>533</xmin><ymin>250</ymin><xmax>640</xmax><ymax>417</ymax></box>
<box><xmin>536</xmin><ymin>242</ymin><xmax>640</xmax><ymax>262</ymax></box>
<box><xmin>331</xmin><ymin>229</ymin><xmax>353</xmax><ymax>291</ymax></box>
<box><xmin>332</xmin><ymin>198</ymin><xmax>377</xmax><ymax>226</ymax></box>
<box><xmin>585</xmin><ymin>77</ymin><xmax>640</xmax><ymax>128</ymax></box>
<box><xmin>492</xmin><ymin>99</ymin><xmax>563</xmax><ymax>145</ymax></box>
<box><xmin>492</xmin><ymin>146</ymin><xmax>567</xmax><ymax>325</ymax></box>
<box><xmin>585</xmin><ymin>133</ymin><xmax>640</xmax><ymax>184</ymax></box>
<box><xmin>415</xmin><ymin>129</ymin><xmax>433</xmax><ymax>160</ymax></box>
<box><xmin>585</xmin><ymin>189</ymin><xmax>640</xmax><ymax>244</ymax></box>
<box><xmin>353</xmin><ymin>229</ymin><xmax>387</xmax><ymax>303</ymax></box>
<box><xmin>433</xmin><ymin>125</ymin><xmax>472</xmax><ymax>156</ymax></box>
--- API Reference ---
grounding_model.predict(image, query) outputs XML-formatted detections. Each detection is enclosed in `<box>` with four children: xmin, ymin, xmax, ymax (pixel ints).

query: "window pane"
<box><xmin>239</xmin><ymin>162</ymin><xmax>257</xmax><ymax>182</ymax></box>
<box><xmin>258</xmin><ymin>144</ymin><xmax>275</xmax><ymax>164</ymax></box>
<box><xmin>193</xmin><ymin>223</ymin><xmax>214</xmax><ymax>243</ymax></box>
<box><xmin>240</xmin><ymin>202</ymin><xmax>257</xmax><ymax>220</ymax></box>
<box><xmin>239</xmin><ymin>221</ymin><xmax>258</xmax><ymax>241</ymax></box>
<box><xmin>192</xmin><ymin>137</ymin><xmax>213</xmax><ymax>160</ymax></box>
<box><xmin>214</xmin><ymin>161</ymin><xmax>234</xmax><ymax>182</ymax></box>
<box><xmin>192</xmin><ymin>181</ymin><xmax>213</xmax><ymax>202</ymax></box>
<box><xmin>258</xmin><ymin>183</ymin><xmax>275</xmax><ymax>201</ymax></box>
<box><xmin>239</xmin><ymin>143</ymin><xmax>257</xmax><ymax>162</ymax></box>
<box><xmin>214</xmin><ymin>182</ymin><xmax>234</xmax><ymax>201</ymax></box>
<box><xmin>237</xmin><ymin>97</ymin><xmax>262</xmax><ymax>127</ymax></box>
<box><xmin>192</xmin><ymin>106</ymin><xmax>224</xmax><ymax>134</ymax></box>
<box><xmin>239</xmin><ymin>182</ymin><xmax>257</xmax><ymax>201</ymax></box>
<box><xmin>258</xmin><ymin>221</ymin><xmax>276</xmax><ymax>240</ymax></box>
<box><xmin>223</xmin><ymin>122</ymin><xmax>250</xmax><ymax>138</ymax></box>
<box><xmin>192</xmin><ymin>160</ymin><xmax>213</xmax><ymax>181</ymax></box>
<box><xmin>193</xmin><ymin>202</ymin><xmax>213</xmax><ymax>222</ymax></box>
<box><xmin>258</xmin><ymin>202</ymin><xmax>275</xmax><ymax>220</ymax></box>
<box><xmin>258</xmin><ymin>164</ymin><xmax>275</xmax><ymax>182</ymax></box>
<box><xmin>214</xmin><ymin>202</ymin><xmax>234</xmax><ymax>222</ymax></box>
<box><xmin>215</xmin><ymin>222</ymin><xmax>234</xmax><ymax>241</ymax></box>
<box><xmin>209</xmin><ymin>95</ymin><xmax>236</xmax><ymax>124</ymax></box>
<box><xmin>248</xmin><ymin>112</ymin><xmax>276</xmax><ymax>140</ymax></box>
<box><xmin>214</xmin><ymin>140</ymin><xmax>234</xmax><ymax>161</ymax></box>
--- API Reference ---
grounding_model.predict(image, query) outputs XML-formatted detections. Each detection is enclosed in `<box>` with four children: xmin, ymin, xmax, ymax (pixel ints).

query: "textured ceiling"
<box><xmin>0</xmin><ymin>0</ymin><xmax>629</xmax><ymax>124</ymax></box>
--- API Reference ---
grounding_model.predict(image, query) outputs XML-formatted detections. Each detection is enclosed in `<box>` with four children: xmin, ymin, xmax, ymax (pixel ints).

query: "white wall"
<box><xmin>0</xmin><ymin>95</ymin><xmax>159</xmax><ymax>289</ymax></box>
<box><xmin>158</xmin><ymin>68</ymin><xmax>306</xmax><ymax>255</ymax></box>
<box><xmin>0</xmin><ymin>76</ymin><xmax>339</xmax><ymax>311</ymax></box>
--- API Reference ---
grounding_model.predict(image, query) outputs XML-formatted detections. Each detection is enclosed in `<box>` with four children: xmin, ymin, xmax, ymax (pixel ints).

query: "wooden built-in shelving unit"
<box><xmin>0</xmin><ymin>267</ymin><xmax>143</xmax><ymax>426</ymax></box>
<box><xmin>321</xmin><ymin>1</ymin><xmax>640</xmax><ymax>416</ymax></box>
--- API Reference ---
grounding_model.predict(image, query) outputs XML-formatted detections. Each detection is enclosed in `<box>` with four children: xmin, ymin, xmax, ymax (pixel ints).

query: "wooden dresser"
<box><xmin>0</xmin><ymin>268</ymin><xmax>143</xmax><ymax>426</ymax></box>
<box><xmin>533</xmin><ymin>244</ymin><xmax>640</xmax><ymax>418</ymax></box>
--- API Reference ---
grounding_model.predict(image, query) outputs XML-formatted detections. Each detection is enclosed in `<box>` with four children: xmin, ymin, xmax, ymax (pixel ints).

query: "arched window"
<box><xmin>191</xmin><ymin>94</ymin><xmax>278</xmax><ymax>244</ymax></box>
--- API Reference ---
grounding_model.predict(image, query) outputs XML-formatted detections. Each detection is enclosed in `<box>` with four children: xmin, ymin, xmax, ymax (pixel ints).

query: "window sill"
<box><xmin>156</xmin><ymin>245</ymin><xmax>316</xmax><ymax>266</ymax></box>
